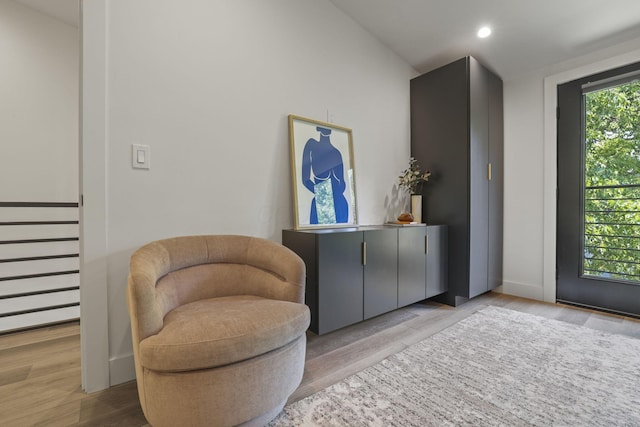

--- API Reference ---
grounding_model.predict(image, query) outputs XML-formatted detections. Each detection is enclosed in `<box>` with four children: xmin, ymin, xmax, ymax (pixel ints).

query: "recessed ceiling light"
<box><xmin>477</xmin><ymin>26</ymin><xmax>492</xmax><ymax>38</ymax></box>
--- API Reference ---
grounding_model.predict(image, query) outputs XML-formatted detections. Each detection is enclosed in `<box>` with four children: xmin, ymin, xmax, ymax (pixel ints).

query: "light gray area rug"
<box><xmin>270</xmin><ymin>306</ymin><xmax>640</xmax><ymax>426</ymax></box>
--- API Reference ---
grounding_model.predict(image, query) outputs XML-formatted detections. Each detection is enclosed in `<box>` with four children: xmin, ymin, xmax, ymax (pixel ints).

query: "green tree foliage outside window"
<box><xmin>584</xmin><ymin>80</ymin><xmax>640</xmax><ymax>283</ymax></box>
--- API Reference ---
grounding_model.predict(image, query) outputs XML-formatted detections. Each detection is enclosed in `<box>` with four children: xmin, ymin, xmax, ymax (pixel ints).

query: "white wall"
<box><xmin>0</xmin><ymin>0</ymin><xmax>78</xmax><ymax>202</ymax></box>
<box><xmin>501</xmin><ymin>76</ymin><xmax>546</xmax><ymax>300</ymax></box>
<box><xmin>84</xmin><ymin>0</ymin><xmax>416</xmax><ymax>386</ymax></box>
<box><xmin>500</xmin><ymin>37</ymin><xmax>640</xmax><ymax>301</ymax></box>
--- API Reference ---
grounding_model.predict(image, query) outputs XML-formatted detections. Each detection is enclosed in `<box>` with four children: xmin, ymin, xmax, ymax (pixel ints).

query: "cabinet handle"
<box><xmin>488</xmin><ymin>163</ymin><xmax>492</xmax><ymax>181</ymax></box>
<box><xmin>362</xmin><ymin>241</ymin><xmax>367</xmax><ymax>266</ymax></box>
<box><xmin>425</xmin><ymin>235</ymin><xmax>429</xmax><ymax>255</ymax></box>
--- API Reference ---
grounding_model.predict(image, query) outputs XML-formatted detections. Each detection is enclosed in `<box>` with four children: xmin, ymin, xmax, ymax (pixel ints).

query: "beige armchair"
<box><xmin>127</xmin><ymin>235</ymin><xmax>310</xmax><ymax>427</ymax></box>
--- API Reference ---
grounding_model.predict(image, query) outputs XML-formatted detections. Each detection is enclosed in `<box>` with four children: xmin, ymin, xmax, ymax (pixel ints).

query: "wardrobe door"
<box><xmin>488</xmin><ymin>69</ymin><xmax>504</xmax><ymax>291</ymax></box>
<box><xmin>410</xmin><ymin>57</ymin><xmax>469</xmax><ymax>303</ymax></box>
<box><xmin>468</xmin><ymin>57</ymin><xmax>490</xmax><ymax>298</ymax></box>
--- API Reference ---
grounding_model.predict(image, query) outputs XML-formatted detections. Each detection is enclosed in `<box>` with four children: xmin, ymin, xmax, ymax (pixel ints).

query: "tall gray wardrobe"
<box><xmin>410</xmin><ymin>56</ymin><xmax>503</xmax><ymax>306</ymax></box>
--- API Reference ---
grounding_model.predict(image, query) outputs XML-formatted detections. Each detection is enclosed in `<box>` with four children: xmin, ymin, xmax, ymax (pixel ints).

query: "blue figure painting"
<box><xmin>301</xmin><ymin>126</ymin><xmax>349</xmax><ymax>224</ymax></box>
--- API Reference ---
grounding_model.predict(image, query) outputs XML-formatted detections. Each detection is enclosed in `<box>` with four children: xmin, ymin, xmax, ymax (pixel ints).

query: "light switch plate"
<box><xmin>132</xmin><ymin>144</ymin><xmax>150</xmax><ymax>170</ymax></box>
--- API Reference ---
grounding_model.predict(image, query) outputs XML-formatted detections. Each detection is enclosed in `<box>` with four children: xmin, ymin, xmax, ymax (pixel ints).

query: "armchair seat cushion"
<box><xmin>139</xmin><ymin>295</ymin><xmax>310</xmax><ymax>372</ymax></box>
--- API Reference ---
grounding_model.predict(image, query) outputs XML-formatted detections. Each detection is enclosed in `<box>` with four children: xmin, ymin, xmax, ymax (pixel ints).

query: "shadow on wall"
<box><xmin>384</xmin><ymin>185</ymin><xmax>407</xmax><ymax>222</ymax></box>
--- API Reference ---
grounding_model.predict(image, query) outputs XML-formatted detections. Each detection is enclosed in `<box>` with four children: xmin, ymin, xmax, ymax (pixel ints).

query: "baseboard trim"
<box><xmin>109</xmin><ymin>353</ymin><xmax>136</xmax><ymax>386</ymax></box>
<box><xmin>497</xmin><ymin>281</ymin><xmax>545</xmax><ymax>301</ymax></box>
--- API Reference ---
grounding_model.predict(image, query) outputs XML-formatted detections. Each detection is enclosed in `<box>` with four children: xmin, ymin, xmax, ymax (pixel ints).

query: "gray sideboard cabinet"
<box><xmin>283</xmin><ymin>225</ymin><xmax>447</xmax><ymax>335</ymax></box>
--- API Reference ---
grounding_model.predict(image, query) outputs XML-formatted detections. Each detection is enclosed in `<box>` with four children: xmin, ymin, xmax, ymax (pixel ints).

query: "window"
<box><xmin>582</xmin><ymin>78</ymin><xmax>640</xmax><ymax>284</ymax></box>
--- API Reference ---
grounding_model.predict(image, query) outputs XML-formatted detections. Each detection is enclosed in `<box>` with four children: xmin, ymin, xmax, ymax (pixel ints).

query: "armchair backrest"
<box><xmin>127</xmin><ymin>235</ymin><xmax>306</xmax><ymax>342</ymax></box>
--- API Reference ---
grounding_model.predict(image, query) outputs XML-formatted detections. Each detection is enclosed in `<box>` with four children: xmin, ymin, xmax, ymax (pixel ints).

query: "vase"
<box><xmin>410</xmin><ymin>194</ymin><xmax>422</xmax><ymax>223</ymax></box>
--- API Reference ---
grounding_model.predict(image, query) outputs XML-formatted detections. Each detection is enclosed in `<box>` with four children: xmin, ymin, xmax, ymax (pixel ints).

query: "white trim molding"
<box><xmin>80</xmin><ymin>0</ymin><xmax>110</xmax><ymax>393</ymax></box>
<box><xmin>497</xmin><ymin>281</ymin><xmax>545</xmax><ymax>301</ymax></box>
<box><xmin>109</xmin><ymin>354</ymin><xmax>136</xmax><ymax>386</ymax></box>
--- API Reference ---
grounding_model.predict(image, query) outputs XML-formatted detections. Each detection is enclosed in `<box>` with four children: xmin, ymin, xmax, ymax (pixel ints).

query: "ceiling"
<box><xmin>13</xmin><ymin>1</ymin><xmax>640</xmax><ymax>79</ymax></box>
<box><xmin>15</xmin><ymin>0</ymin><xmax>78</xmax><ymax>27</ymax></box>
<box><xmin>329</xmin><ymin>0</ymin><xmax>640</xmax><ymax>79</ymax></box>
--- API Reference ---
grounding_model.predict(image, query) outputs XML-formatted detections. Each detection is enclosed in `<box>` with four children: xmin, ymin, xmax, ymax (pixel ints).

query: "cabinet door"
<box><xmin>488</xmin><ymin>71</ymin><xmax>504</xmax><ymax>291</ymax></box>
<box><xmin>282</xmin><ymin>230</ymin><xmax>319</xmax><ymax>332</ymax></box>
<box><xmin>398</xmin><ymin>227</ymin><xmax>427</xmax><ymax>306</ymax></box>
<box><xmin>426</xmin><ymin>226</ymin><xmax>448</xmax><ymax>298</ymax></box>
<box><xmin>363</xmin><ymin>229</ymin><xmax>398</xmax><ymax>319</ymax></box>
<box><xmin>468</xmin><ymin>57</ymin><xmax>490</xmax><ymax>298</ymax></box>
<box><xmin>318</xmin><ymin>232</ymin><xmax>363</xmax><ymax>334</ymax></box>
<box><xmin>411</xmin><ymin>57</ymin><xmax>470</xmax><ymax>305</ymax></box>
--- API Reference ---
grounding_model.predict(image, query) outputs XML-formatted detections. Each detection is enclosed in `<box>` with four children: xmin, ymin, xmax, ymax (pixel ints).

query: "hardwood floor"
<box><xmin>1</xmin><ymin>292</ymin><xmax>639</xmax><ymax>426</ymax></box>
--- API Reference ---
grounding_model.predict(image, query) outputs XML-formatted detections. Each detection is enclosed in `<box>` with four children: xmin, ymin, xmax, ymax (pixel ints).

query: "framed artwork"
<box><xmin>288</xmin><ymin>114</ymin><xmax>358</xmax><ymax>230</ymax></box>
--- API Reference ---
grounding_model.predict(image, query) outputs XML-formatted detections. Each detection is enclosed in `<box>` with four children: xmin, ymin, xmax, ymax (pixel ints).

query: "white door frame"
<box><xmin>79</xmin><ymin>0</ymin><xmax>110</xmax><ymax>393</ymax></box>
